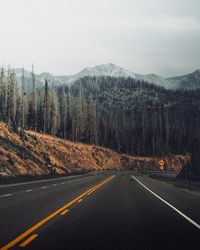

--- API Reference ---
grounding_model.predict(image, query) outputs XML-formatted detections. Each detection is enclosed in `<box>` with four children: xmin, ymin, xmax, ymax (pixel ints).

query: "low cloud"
<box><xmin>0</xmin><ymin>0</ymin><xmax>199</xmax><ymax>76</ymax></box>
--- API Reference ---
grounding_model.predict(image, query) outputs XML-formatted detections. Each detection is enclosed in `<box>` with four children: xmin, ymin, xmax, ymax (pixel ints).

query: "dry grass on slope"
<box><xmin>0</xmin><ymin>122</ymin><xmax>189</xmax><ymax>177</ymax></box>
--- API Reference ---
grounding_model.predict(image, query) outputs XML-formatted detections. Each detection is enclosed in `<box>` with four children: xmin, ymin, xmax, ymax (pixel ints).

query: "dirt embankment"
<box><xmin>0</xmin><ymin>122</ymin><xmax>189</xmax><ymax>177</ymax></box>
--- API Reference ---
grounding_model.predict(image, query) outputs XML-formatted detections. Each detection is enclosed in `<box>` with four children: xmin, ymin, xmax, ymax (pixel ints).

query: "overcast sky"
<box><xmin>0</xmin><ymin>0</ymin><xmax>200</xmax><ymax>76</ymax></box>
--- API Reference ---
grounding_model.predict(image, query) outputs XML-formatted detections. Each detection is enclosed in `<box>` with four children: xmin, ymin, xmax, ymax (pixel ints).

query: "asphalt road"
<box><xmin>0</xmin><ymin>171</ymin><xmax>200</xmax><ymax>250</ymax></box>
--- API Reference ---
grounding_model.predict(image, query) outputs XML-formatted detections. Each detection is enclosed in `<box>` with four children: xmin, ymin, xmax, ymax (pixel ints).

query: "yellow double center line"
<box><xmin>0</xmin><ymin>175</ymin><xmax>115</xmax><ymax>250</ymax></box>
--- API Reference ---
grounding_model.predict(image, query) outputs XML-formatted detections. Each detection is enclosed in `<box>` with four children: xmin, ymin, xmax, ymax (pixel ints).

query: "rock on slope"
<box><xmin>0</xmin><ymin>122</ymin><xmax>189</xmax><ymax>177</ymax></box>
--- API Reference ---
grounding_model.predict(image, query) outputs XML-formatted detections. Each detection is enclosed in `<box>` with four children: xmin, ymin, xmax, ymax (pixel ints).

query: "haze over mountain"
<box><xmin>14</xmin><ymin>63</ymin><xmax>200</xmax><ymax>90</ymax></box>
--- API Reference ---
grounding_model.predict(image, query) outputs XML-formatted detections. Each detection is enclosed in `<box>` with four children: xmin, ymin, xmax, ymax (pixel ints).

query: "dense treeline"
<box><xmin>1</xmin><ymin>67</ymin><xmax>200</xmax><ymax>177</ymax></box>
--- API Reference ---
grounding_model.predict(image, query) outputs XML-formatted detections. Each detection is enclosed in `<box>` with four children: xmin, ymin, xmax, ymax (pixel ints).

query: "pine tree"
<box><xmin>44</xmin><ymin>79</ymin><xmax>49</xmax><ymax>133</ymax></box>
<box><xmin>21</xmin><ymin>68</ymin><xmax>27</xmax><ymax>129</ymax></box>
<box><xmin>6</xmin><ymin>69</ymin><xmax>17</xmax><ymax>126</ymax></box>
<box><xmin>31</xmin><ymin>64</ymin><xmax>37</xmax><ymax>130</ymax></box>
<box><xmin>77</xmin><ymin>82</ymin><xmax>86</xmax><ymax>140</ymax></box>
<box><xmin>0</xmin><ymin>68</ymin><xmax>6</xmax><ymax>121</ymax></box>
<box><xmin>49</xmin><ymin>80</ymin><xmax>60</xmax><ymax>135</ymax></box>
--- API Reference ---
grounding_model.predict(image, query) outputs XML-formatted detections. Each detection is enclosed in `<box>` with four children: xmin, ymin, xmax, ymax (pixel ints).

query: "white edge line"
<box><xmin>132</xmin><ymin>175</ymin><xmax>200</xmax><ymax>230</ymax></box>
<box><xmin>0</xmin><ymin>173</ymin><xmax>98</xmax><ymax>188</ymax></box>
<box><xmin>2</xmin><ymin>194</ymin><xmax>12</xmax><ymax>197</ymax></box>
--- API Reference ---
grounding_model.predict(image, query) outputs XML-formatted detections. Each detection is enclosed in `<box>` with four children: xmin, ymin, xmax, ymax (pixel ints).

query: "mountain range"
<box><xmin>14</xmin><ymin>63</ymin><xmax>200</xmax><ymax>90</ymax></box>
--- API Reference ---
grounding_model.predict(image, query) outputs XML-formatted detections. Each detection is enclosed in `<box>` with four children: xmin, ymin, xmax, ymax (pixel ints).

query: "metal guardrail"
<box><xmin>138</xmin><ymin>170</ymin><xmax>177</xmax><ymax>178</ymax></box>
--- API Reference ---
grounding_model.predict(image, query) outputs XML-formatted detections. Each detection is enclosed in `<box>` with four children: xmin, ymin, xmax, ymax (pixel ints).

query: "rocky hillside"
<box><xmin>0</xmin><ymin>122</ymin><xmax>189</xmax><ymax>177</ymax></box>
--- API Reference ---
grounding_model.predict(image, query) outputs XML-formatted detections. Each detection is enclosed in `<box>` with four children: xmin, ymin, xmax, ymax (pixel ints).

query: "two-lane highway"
<box><xmin>0</xmin><ymin>171</ymin><xmax>200</xmax><ymax>250</ymax></box>
<box><xmin>0</xmin><ymin>173</ymin><xmax>112</xmax><ymax>249</ymax></box>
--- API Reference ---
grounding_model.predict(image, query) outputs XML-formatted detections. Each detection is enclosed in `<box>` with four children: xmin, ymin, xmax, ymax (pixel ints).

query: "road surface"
<box><xmin>0</xmin><ymin>171</ymin><xmax>200</xmax><ymax>250</ymax></box>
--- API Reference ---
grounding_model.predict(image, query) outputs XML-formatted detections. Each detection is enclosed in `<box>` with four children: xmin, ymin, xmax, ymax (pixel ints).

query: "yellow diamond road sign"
<box><xmin>159</xmin><ymin>160</ymin><xmax>165</xmax><ymax>171</ymax></box>
<box><xmin>159</xmin><ymin>160</ymin><xmax>164</xmax><ymax>165</ymax></box>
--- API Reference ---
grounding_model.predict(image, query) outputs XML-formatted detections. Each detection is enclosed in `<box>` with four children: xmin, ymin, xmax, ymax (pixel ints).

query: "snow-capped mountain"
<box><xmin>53</xmin><ymin>63</ymin><xmax>136</xmax><ymax>85</ymax></box>
<box><xmin>135</xmin><ymin>74</ymin><xmax>170</xmax><ymax>88</ymax></box>
<box><xmin>14</xmin><ymin>68</ymin><xmax>66</xmax><ymax>89</ymax></box>
<box><xmin>76</xmin><ymin>63</ymin><xmax>136</xmax><ymax>78</ymax></box>
<box><xmin>167</xmin><ymin>69</ymin><xmax>200</xmax><ymax>89</ymax></box>
<box><xmin>13</xmin><ymin>64</ymin><xmax>200</xmax><ymax>90</ymax></box>
<box><xmin>14</xmin><ymin>63</ymin><xmax>137</xmax><ymax>88</ymax></box>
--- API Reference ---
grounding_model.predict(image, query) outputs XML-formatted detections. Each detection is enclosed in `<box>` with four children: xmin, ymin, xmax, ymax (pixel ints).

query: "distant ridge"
<box><xmin>13</xmin><ymin>63</ymin><xmax>200</xmax><ymax>90</ymax></box>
